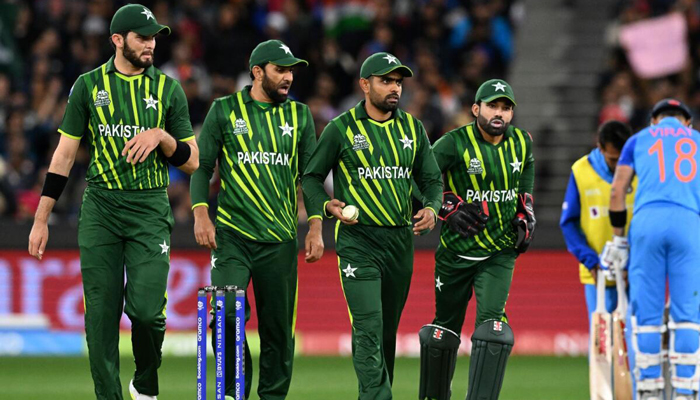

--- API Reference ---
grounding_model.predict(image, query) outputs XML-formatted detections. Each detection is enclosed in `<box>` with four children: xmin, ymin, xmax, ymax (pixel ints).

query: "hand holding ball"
<box><xmin>341</xmin><ymin>205</ymin><xmax>359</xmax><ymax>221</ymax></box>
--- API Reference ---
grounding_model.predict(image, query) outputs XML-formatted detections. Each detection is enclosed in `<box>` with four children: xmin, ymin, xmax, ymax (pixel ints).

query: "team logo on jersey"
<box><xmin>233</xmin><ymin>118</ymin><xmax>249</xmax><ymax>135</ymax></box>
<box><xmin>94</xmin><ymin>90</ymin><xmax>111</xmax><ymax>107</ymax></box>
<box><xmin>352</xmin><ymin>134</ymin><xmax>369</xmax><ymax>151</ymax></box>
<box><xmin>467</xmin><ymin>158</ymin><xmax>483</xmax><ymax>175</ymax></box>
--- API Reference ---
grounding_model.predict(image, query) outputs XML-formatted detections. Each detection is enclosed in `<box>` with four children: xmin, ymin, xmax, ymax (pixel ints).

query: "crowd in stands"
<box><xmin>598</xmin><ymin>0</ymin><xmax>700</xmax><ymax>131</ymax></box>
<box><xmin>0</xmin><ymin>0</ymin><xmax>520</xmax><ymax>222</ymax></box>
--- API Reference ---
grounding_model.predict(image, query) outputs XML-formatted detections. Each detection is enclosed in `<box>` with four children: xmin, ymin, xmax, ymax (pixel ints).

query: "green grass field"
<box><xmin>2</xmin><ymin>355</ymin><xmax>588</xmax><ymax>399</ymax></box>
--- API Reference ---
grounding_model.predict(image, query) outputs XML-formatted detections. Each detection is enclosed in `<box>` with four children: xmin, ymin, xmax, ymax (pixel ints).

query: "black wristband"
<box><xmin>167</xmin><ymin>140</ymin><xmax>191</xmax><ymax>167</ymax></box>
<box><xmin>41</xmin><ymin>172</ymin><xmax>69</xmax><ymax>200</ymax></box>
<box><xmin>609</xmin><ymin>209</ymin><xmax>627</xmax><ymax>228</ymax></box>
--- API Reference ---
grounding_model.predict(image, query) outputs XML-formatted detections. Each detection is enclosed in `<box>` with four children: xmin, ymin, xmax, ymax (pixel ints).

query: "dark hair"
<box><xmin>655</xmin><ymin>109</ymin><xmax>689</xmax><ymax>121</ymax></box>
<box><xmin>598</xmin><ymin>120</ymin><xmax>632</xmax><ymax>151</ymax></box>
<box><xmin>109</xmin><ymin>31</ymin><xmax>130</xmax><ymax>51</ymax></box>
<box><xmin>249</xmin><ymin>62</ymin><xmax>268</xmax><ymax>80</ymax></box>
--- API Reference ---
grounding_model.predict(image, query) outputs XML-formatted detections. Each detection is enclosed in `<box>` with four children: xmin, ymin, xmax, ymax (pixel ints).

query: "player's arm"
<box><xmin>29</xmin><ymin>135</ymin><xmax>81</xmax><ymax>260</ymax></box>
<box><xmin>610</xmin><ymin>135</ymin><xmax>636</xmax><ymax>237</ymax></box>
<box><xmin>512</xmin><ymin>131</ymin><xmax>536</xmax><ymax>253</ymax></box>
<box><xmin>297</xmin><ymin>106</ymin><xmax>323</xmax><ymax>262</ymax></box>
<box><xmin>301</xmin><ymin>121</ymin><xmax>356</xmax><ymax>225</ymax></box>
<box><xmin>411</xmin><ymin>121</ymin><xmax>443</xmax><ymax>234</ymax></box>
<box><xmin>29</xmin><ymin>76</ymin><xmax>88</xmax><ymax>260</ymax></box>
<box><xmin>122</xmin><ymin>82</ymin><xmax>199</xmax><ymax>174</ymax></box>
<box><xmin>559</xmin><ymin>172</ymin><xmax>600</xmax><ymax>270</ymax></box>
<box><xmin>190</xmin><ymin>100</ymin><xmax>224</xmax><ymax>250</ymax></box>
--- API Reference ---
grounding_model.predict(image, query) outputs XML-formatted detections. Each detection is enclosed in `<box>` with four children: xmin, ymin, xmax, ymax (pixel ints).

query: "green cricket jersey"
<box><xmin>433</xmin><ymin>122</ymin><xmax>535</xmax><ymax>257</ymax></box>
<box><xmin>58</xmin><ymin>57</ymin><xmax>194</xmax><ymax>190</ymax></box>
<box><xmin>302</xmin><ymin>101</ymin><xmax>443</xmax><ymax>226</ymax></box>
<box><xmin>189</xmin><ymin>86</ymin><xmax>316</xmax><ymax>243</ymax></box>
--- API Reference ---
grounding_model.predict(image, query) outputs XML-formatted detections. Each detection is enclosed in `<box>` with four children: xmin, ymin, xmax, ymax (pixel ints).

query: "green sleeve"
<box><xmin>519</xmin><ymin>132</ymin><xmax>535</xmax><ymax>194</ymax></box>
<box><xmin>298</xmin><ymin>105</ymin><xmax>318</xmax><ymax>220</ymax></box>
<box><xmin>58</xmin><ymin>76</ymin><xmax>89</xmax><ymax>140</ymax></box>
<box><xmin>189</xmin><ymin>100</ymin><xmax>223</xmax><ymax>208</ymax></box>
<box><xmin>165</xmin><ymin>81</ymin><xmax>195</xmax><ymax>142</ymax></box>
<box><xmin>301</xmin><ymin>121</ymin><xmax>341</xmax><ymax>219</ymax></box>
<box><xmin>412</xmin><ymin>121</ymin><xmax>443</xmax><ymax>214</ymax></box>
<box><xmin>431</xmin><ymin>133</ymin><xmax>458</xmax><ymax>173</ymax></box>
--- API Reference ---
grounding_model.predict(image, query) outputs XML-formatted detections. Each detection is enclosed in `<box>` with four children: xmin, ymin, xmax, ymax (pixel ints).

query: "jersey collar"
<box><xmin>105</xmin><ymin>56</ymin><xmax>156</xmax><ymax>80</ymax></box>
<box><xmin>354</xmin><ymin>100</ymin><xmax>405</xmax><ymax>123</ymax></box>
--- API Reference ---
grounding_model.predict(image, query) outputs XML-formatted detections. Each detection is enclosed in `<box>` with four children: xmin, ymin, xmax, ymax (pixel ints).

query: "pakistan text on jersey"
<box><xmin>357</xmin><ymin>166</ymin><xmax>411</xmax><ymax>180</ymax></box>
<box><xmin>98</xmin><ymin>124</ymin><xmax>148</xmax><ymax>138</ymax></box>
<box><xmin>464</xmin><ymin>189</ymin><xmax>518</xmax><ymax>203</ymax></box>
<box><xmin>236</xmin><ymin>151</ymin><xmax>290</xmax><ymax>166</ymax></box>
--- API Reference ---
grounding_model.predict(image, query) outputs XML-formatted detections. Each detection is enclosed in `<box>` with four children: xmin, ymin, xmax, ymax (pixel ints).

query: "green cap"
<box><xmin>249</xmin><ymin>40</ymin><xmax>308</xmax><ymax>71</ymax></box>
<box><xmin>110</xmin><ymin>4</ymin><xmax>171</xmax><ymax>36</ymax></box>
<box><xmin>359</xmin><ymin>52</ymin><xmax>414</xmax><ymax>79</ymax></box>
<box><xmin>475</xmin><ymin>79</ymin><xmax>516</xmax><ymax>106</ymax></box>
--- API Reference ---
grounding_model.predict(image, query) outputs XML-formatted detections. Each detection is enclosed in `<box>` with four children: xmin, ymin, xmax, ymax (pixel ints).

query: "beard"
<box><xmin>262</xmin><ymin>73</ymin><xmax>290</xmax><ymax>103</ymax></box>
<box><xmin>477</xmin><ymin>113</ymin><xmax>509</xmax><ymax>136</ymax></box>
<box><xmin>369</xmin><ymin>91</ymin><xmax>399</xmax><ymax>114</ymax></box>
<box><xmin>123</xmin><ymin>40</ymin><xmax>153</xmax><ymax>69</ymax></box>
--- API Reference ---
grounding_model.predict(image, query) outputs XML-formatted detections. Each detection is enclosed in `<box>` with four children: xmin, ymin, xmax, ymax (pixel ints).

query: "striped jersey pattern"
<box><xmin>303</xmin><ymin>101</ymin><xmax>442</xmax><ymax>226</ymax></box>
<box><xmin>433</xmin><ymin>122</ymin><xmax>534</xmax><ymax>257</ymax></box>
<box><xmin>58</xmin><ymin>57</ymin><xmax>194</xmax><ymax>190</ymax></box>
<box><xmin>190</xmin><ymin>87</ymin><xmax>316</xmax><ymax>242</ymax></box>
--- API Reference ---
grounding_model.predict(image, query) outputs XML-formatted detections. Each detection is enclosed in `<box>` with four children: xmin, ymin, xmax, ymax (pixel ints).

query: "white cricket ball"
<box><xmin>342</xmin><ymin>205</ymin><xmax>359</xmax><ymax>221</ymax></box>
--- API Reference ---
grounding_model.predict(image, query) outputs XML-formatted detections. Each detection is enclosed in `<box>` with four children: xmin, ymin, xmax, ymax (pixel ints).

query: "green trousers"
<box><xmin>78</xmin><ymin>186</ymin><xmax>173</xmax><ymax>399</ymax></box>
<box><xmin>336</xmin><ymin>223</ymin><xmax>414</xmax><ymax>400</ymax></box>
<box><xmin>210</xmin><ymin>227</ymin><xmax>298</xmax><ymax>400</ymax></box>
<box><xmin>433</xmin><ymin>245</ymin><xmax>517</xmax><ymax>334</ymax></box>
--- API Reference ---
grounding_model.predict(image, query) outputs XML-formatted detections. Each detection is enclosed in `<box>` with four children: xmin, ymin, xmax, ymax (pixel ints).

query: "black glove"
<box><xmin>512</xmin><ymin>193</ymin><xmax>535</xmax><ymax>253</ymax></box>
<box><xmin>438</xmin><ymin>192</ymin><xmax>489</xmax><ymax>238</ymax></box>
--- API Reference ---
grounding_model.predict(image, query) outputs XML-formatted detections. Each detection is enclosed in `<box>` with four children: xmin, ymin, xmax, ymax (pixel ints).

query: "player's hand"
<box><xmin>305</xmin><ymin>219</ymin><xmax>324</xmax><ymax>263</ymax></box>
<box><xmin>438</xmin><ymin>192</ymin><xmax>489</xmax><ymax>238</ymax></box>
<box><xmin>122</xmin><ymin>127</ymin><xmax>166</xmax><ymax>164</ymax></box>
<box><xmin>326</xmin><ymin>199</ymin><xmax>358</xmax><ymax>225</ymax></box>
<box><xmin>412</xmin><ymin>208</ymin><xmax>436</xmax><ymax>235</ymax></box>
<box><xmin>28</xmin><ymin>220</ymin><xmax>49</xmax><ymax>260</ymax></box>
<box><xmin>512</xmin><ymin>193</ymin><xmax>535</xmax><ymax>253</ymax></box>
<box><xmin>600</xmin><ymin>235</ymin><xmax>628</xmax><ymax>273</ymax></box>
<box><xmin>193</xmin><ymin>207</ymin><xmax>217</xmax><ymax>250</ymax></box>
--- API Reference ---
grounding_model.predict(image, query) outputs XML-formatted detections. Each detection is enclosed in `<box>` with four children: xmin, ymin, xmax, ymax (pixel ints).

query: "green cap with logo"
<box><xmin>249</xmin><ymin>40</ymin><xmax>308</xmax><ymax>71</ymax></box>
<box><xmin>475</xmin><ymin>79</ymin><xmax>516</xmax><ymax>106</ymax></box>
<box><xmin>110</xmin><ymin>4</ymin><xmax>171</xmax><ymax>36</ymax></box>
<box><xmin>360</xmin><ymin>52</ymin><xmax>414</xmax><ymax>79</ymax></box>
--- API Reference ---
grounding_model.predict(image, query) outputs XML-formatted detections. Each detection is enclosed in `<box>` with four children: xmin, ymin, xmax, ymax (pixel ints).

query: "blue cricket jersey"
<box><xmin>619</xmin><ymin>117</ymin><xmax>700</xmax><ymax>214</ymax></box>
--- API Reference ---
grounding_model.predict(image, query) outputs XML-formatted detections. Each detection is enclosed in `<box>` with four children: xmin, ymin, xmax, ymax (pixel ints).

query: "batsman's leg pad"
<box><xmin>631</xmin><ymin>316</ymin><xmax>667</xmax><ymax>397</ymax></box>
<box><xmin>465</xmin><ymin>320</ymin><xmax>514</xmax><ymax>400</ymax></box>
<box><xmin>419</xmin><ymin>324</ymin><xmax>461</xmax><ymax>400</ymax></box>
<box><xmin>668</xmin><ymin>319</ymin><xmax>700</xmax><ymax>395</ymax></box>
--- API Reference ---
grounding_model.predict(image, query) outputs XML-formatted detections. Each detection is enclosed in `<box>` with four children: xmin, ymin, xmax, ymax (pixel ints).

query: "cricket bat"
<box><xmin>590</xmin><ymin>269</ymin><xmax>613</xmax><ymax>400</ymax></box>
<box><xmin>612</xmin><ymin>263</ymin><xmax>632</xmax><ymax>400</ymax></box>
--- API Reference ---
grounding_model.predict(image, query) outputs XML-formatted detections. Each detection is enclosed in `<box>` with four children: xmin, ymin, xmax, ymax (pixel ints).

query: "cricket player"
<box><xmin>606</xmin><ymin>99</ymin><xmax>700</xmax><ymax>400</ymax></box>
<box><xmin>27</xmin><ymin>4</ymin><xmax>198</xmax><ymax>400</ymax></box>
<box><xmin>302</xmin><ymin>52</ymin><xmax>443</xmax><ymax>400</ymax></box>
<box><xmin>560</xmin><ymin>120</ymin><xmax>635</xmax><ymax>321</ymax></box>
<box><xmin>418</xmin><ymin>79</ymin><xmax>535</xmax><ymax>400</ymax></box>
<box><xmin>189</xmin><ymin>40</ymin><xmax>318</xmax><ymax>399</ymax></box>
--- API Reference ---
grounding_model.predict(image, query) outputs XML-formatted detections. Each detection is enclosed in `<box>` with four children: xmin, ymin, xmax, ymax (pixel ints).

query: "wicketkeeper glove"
<box><xmin>600</xmin><ymin>235</ymin><xmax>629</xmax><ymax>275</ymax></box>
<box><xmin>438</xmin><ymin>192</ymin><xmax>489</xmax><ymax>238</ymax></box>
<box><xmin>512</xmin><ymin>193</ymin><xmax>535</xmax><ymax>253</ymax></box>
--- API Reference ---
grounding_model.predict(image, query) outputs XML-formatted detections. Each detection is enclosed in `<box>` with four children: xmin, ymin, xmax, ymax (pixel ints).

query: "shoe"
<box><xmin>129</xmin><ymin>379</ymin><xmax>157</xmax><ymax>400</ymax></box>
<box><xmin>639</xmin><ymin>390</ymin><xmax>663</xmax><ymax>400</ymax></box>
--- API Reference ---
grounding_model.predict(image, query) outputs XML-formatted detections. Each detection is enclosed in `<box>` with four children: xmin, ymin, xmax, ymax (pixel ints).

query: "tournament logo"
<box><xmin>433</xmin><ymin>328</ymin><xmax>444</xmax><ymax>340</ymax></box>
<box><xmin>467</xmin><ymin>158</ymin><xmax>483</xmax><ymax>175</ymax></box>
<box><xmin>233</xmin><ymin>118</ymin><xmax>249</xmax><ymax>135</ymax></box>
<box><xmin>352</xmin><ymin>134</ymin><xmax>369</xmax><ymax>151</ymax></box>
<box><xmin>94</xmin><ymin>90</ymin><xmax>111</xmax><ymax>107</ymax></box>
